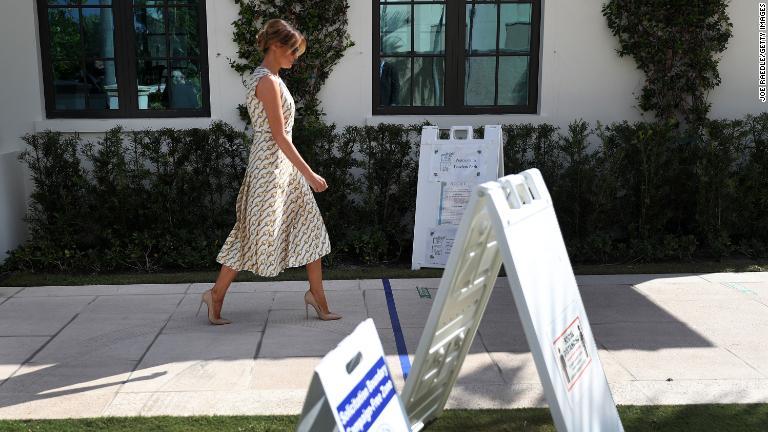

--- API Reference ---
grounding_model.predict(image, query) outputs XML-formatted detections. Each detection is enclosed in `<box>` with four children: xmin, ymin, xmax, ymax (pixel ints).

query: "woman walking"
<box><xmin>201</xmin><ymin>19</ymin><xmax>341</xmax><ymax>325</ymax></box>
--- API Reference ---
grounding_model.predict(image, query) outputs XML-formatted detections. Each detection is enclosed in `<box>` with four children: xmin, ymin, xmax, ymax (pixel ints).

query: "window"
<box><xmin>374</xmin><ymin>0</ymin><xmax>540</xmax><ymax>115</ymax></box>
<box><xmin>38</xmin><ymin>0</ymin><xmax>210</xmax><ymax>118</ymax></box>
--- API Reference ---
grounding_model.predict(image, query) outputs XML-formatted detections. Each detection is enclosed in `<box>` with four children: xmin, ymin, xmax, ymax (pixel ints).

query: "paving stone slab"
<box><xmin>634</xmin><ymin>281</ymin><xmax>751</xmax><ymax>301</ymax></box>
<box><xmin>249</xmin><ymin>357</ymin><xmax>319</xmax><ymax>390</ymax></box>
<box><xmin>0</xmin><ymin>337</ymin><xmax>49</xmax><ymax>382</ymax></box>
<box><xmin>1</xmin><ymin>275</ymin><xmax>767</xmax><ymax>419</ymax></box>
<box><xmin>365</xmin><ymin>289</ymin><xmax>433</xmax><ymax>329</ymax></box>
<box><xmin>0</xmin><ymin>296</ymin><xmax>94</xmax><ymax>336</ymax></box>
<box><xmin>732</xmin><ymin>282</ymin><xmax>768</xmax><ymax>302</ymax></box>
<box><xmin>115</xmin><ymin>284</ymin><xmax>190</xmax><ymax>295</ymax></box>
<box><xmin>121</xmin><ymin>331</ymin><xmax>262</xmax><ymax>393</ymax></box>
<box><xmin>79</xmin><ymin>294</ymin><xmax>183</xmax><ymax>319</ymax></box>
<box><xmin>28</xmin><ymin>318</ymin><xmax>166</xmax><ymax>365</ymax></box>
<box><xmin>0</xmin><ymin>361</ymin><xmax>136</xmax><ymax>396</ymax></box>
<box><xmin>0</xmin><ymin>391</ymin><xmax>117</xmax><ymax>419</ymax></box>
<box><xmin>633</xmin><ymin>379</ymin><xmax>768</xmax><ymax>404</ymax></box>
<box><xmin>579</xmin><ymin>285</ymin><xmax>680</xmax><ymax>324</ymax></box>
<box><xmin>444</xmin><ymin>383</ymin><xmax>547</xmax><ymax>409</ymax></box>
<box><xmin>719</xmin><ymin>343</ymin><xmax>768</xmax><ymax>378</ymax></box>
<box><xmin>258</xmin><ymin>316</ymin><xmax>352</xmax><ymax>358</ymax></box>
<box><xmin>385</xmin><ymin>354</ymin><xmax>410</xmax><ymax>389</ymax></box>
<box><xmin>477</xmin><ymin>318</ymin><xmax>530</xmax><ymax>353</ymax></box>
<box><xmin>266</xmin><ymin>307</ymin><xmax>368</xmax><ymax>331</ymax></box>
<box><xmin>484</xmin><ymin>349</ymin><xmax>635</xmax><ymax>386</ymax></box>
<box><xmin>595</xmin><ymin>349</ymin><xmax>637</xmax><ymax>382</ymax></box>
<box><xmin>377</xmin><ymin>324</ymin><xmax>484</xmax><ymax>357</ymax></box>
<box><xmin>132</xmin><ymin>331</ymin><xmax>261</xmax><ymax>365</ymax></box>
<box><xmin>124</xmin><ymin>359</ymin><xmax>258</xmax><ymax>393</ymax></box>
<box><xmin>360</xmin><ymin>278</ymin><xmax>442</xmax><ymax>291</ymax></box>
<box><xmin>606</xmin><ymin>382</ymin><xmax>655</xmax><ymax>405</ymax></box>
<box><xmin>0</xmin><ymin>287</ymin><xmax>21</xmax><ymax>298</ymax></box>
<box><xmin>454</xmin><ymin>352</ymin><xmax>506</xmax><ymax>387</ymax></box>
<box><xmin>189</xmin><ymin>279</ymin><xmax>359</xmax><ymax>295</ymax></box>
<box><xmin>683</xmin><ymin>320</ymin><xmax>765</xmax><ymax>348</ymax></box>
<box><xmin>107</xmin><ymin>389</ymin><xmax>307</xmax><ymax>416</ymax></box>
<box><xmin>592</xmin><ymin>321</ymin><xmax>713</xmax><ymax>351</ymax></box>
<box><xmin>488</xmin><ymin>351</ymin><xmax>548</xmax><ymax>384</ymax></box>
<box><xmin>699</xmin><ymin>273</ymin><xmax>768</xmax><ymax>283</ymax></box>
<box><xmin>272</xmin><ymin>289</ymin><xmax>364</xmax><ymax>312</ymax></box>
<box><xmin>659</xmin><ymin>298</ymin><xmax>768</xmax><ymax>330</ymax></box>
<box><xmin>164</xmin><ymin>292</ymin><xmax>273</xmax><ymax>334</ymax></box>
<box><xmin>577</xmin><ymin>274</ymin><xmax>704</xmax><ymax>286</ymax></box>
<box><xmin>15</xmin><ymin>285</ymin><xmax>119</xmax><ymax>297</ymax></box>
<box><xmin>606</xmin><ymin>347</ymin><xmax>763</xmax><ymax>381</ymax></box>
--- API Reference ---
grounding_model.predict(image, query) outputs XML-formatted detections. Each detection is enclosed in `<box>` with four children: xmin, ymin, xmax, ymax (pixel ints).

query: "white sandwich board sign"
<box><xmin>411</xmin><ymin>125</ymin><xmax>504</xmax><ymax>270</ymax></box>
<box><xmin>402</xmin><ymin>169</ymin><xmax>624</xmax><ymax>432</ymax></box>
<box><xmin>296</xmin><ymin>319</ymin><xmax>410</xmax><ymax>432</ymax></box>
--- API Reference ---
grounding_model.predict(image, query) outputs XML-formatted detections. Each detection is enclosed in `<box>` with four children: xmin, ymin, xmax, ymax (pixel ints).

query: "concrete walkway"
<box><xmin>0</xmin><ymin>273</ymin><xmax>767</xmax><ymax>419</ymax></box>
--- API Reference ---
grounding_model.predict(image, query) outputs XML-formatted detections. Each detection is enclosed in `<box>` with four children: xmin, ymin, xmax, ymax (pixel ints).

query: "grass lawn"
<box><xmin>0</xmin><ymin>405</ymin><xmax>767</xmax><ymax>431</ymax></box>
<box><xmin>1</xmin><ymin>259</ymin><xmax>767</xmax><ymax>287</ymax></box>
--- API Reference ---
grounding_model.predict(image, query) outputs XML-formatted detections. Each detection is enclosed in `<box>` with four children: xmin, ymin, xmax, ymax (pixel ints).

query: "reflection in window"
<box><xmin>379</xmin><ymin>1</ymin><xmax>445</xmax><ymax>107</ymax></box>
<box><xmin>48</xmin><ymin>3</ymin><xmax>118</xmax><ymax>110</ymax></box>
<box><xmin>134</xmin><ymin>0</ymin><xmax>203</xmax><ymax>110</ymax></box>
<box><xmin>38</xmin><ymin>0</ymin><xmax>208</xmax><ymax>117</ymax></box>
<box><xmin>465</xmin><ymin>1</ymin><xmax>532</xmax><ymax>106</ymax></box>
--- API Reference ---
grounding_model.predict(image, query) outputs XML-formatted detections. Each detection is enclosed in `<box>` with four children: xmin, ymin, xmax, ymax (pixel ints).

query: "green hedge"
<box><xmin>5</xmin><ymin>122</ymin><xmax>248</xmax><ymax>273</ymax></box>
<box><xmin>4</xmin><ymin>114</ymin><xmax>767</xmax><ymax>273</ymax></box>
<box><xmin>504</xmin><ymin>114</ymin><xmax>768</xmax><ymax>261</ymax></box>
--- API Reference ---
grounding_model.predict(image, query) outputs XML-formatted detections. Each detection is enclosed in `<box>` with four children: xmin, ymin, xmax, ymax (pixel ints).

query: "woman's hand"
<box><xmin>306</xmin><ymin>172</ymin><xmax>328</xmax><ymax>193</ymax></box>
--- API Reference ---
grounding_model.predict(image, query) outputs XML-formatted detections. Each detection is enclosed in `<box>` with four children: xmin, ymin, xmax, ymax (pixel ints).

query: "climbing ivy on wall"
<box><xmin>602</xmin><ymin>0</ymin><xmax>733</xmax><ymax>129</ymax></box>
<box><xmin>230</xmin><ymin>0</ymin><xmax>354</xmax><ymax>119</ymax></box>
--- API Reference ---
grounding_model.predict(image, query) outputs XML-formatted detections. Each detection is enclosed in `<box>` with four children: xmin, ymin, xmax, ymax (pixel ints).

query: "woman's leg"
<box><xmin>211</xmin><ymin>264</ymin><xmax>238</xmax><ymax>319</ymax></box>
<box><xmin>306</xmin><ymin>258</ymin><xmax>332</xmax><ymax>313</ymax></box>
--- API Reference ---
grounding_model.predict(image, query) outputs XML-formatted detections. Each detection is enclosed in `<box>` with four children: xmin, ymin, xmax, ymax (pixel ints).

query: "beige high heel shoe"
<box><xmin>304</xmin><ymin>290</ymin><xmax>342</xmax><ymax>321</ymax></box>
<box><xmin>201</xmin><ymin>289</ymin><xmax>232</xmax><ymax>325</ymax></box>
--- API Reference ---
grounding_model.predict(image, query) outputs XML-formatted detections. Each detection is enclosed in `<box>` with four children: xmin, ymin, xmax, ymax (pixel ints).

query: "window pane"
<box><xmin>379</xmin><ymin>57</ymin><xmax>410</xmax><ymax>106</ymax></box>
<box><xmin>500</xmin><ymin>3</ymin><xmax>531</xmax><ymax>53</ymax></box>
<box><xmin>48</xmin><ymin>8</ymin><xmax>81</xmax><ymax>61</ymax></box>
<box><xmin>464</xmin><ymin>57</ymin><xmax>495</xmax><ymax>106</ymax></box>
<box><xmin>137</xmin><ymin>59</ymin><xmax>169</xmax><ymax>109</ymax></box>
<box><xmin>52</xmin><ymin>61</ymin><xmax>86</xmax><ymax>109</ymax></box>
<box><xmin>414</xmin><ymin>4</ymin><xmax>445</xmax><ymax>54</ymax></box>
<box><xmin>466</xmin><ymin>3</ymin><xmax>497</xmax><ymax>54</ymax></box>
<box><xmin>169</xmin><ymin>60</ymin><xmax>202</xmax><ymax>108</ymax></box>
<box><xmin>134</xmin><ymin>7</ymin><xmax>166</xmax><ymax>58</ymax></box>
<box><xmin>169</xmin><ymin>6</ymin><xmax>200</xmax><ymax>57</ymax></box>
<box><xmin>413</xmin><ymin>57</ymin><xmax>444</xmax><ymax>106</ymax></box>
<box><xmin>380</xmin><ymin>5</ymin><xmax>411</xmax><ymax>54</ymax></box>
<box><xmin>49</xmin><ymin>1</ymin><xmax>112</xmax><ymax>4</ymax></box>
<box><xmin>135</xmin><ymin>0</ymin><xmax>199</xmax><ymax>3</ymax></box>
<box><xmin>82</xmin><ymin>7</ymin><xmax>115</xmax><ymax>59</ymax></box>
<box><xmin>498</xmin><ymin>56</ymin><xmax>528</xmax><ymax>105</ymax></box>
<box><xmin>85</xmin><ymin>58</ymin><xmax>117</xmax><ymax>109</ymax></box>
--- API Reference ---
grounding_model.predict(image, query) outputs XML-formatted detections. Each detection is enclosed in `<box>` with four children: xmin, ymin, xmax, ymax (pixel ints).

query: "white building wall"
<box><xmin>0</xmin><ymin>0</ymin><xmax>244</xmax><ymax>261</ymax></box>
<box><xmin>321</xmin><ymin>0</ymin><xmax>766</xmax><ymax>127</ymax></box>
<box><xmin>0</xmin><ymin>0</ymin><xmax>764</xmax><ymax>261</ymax></box>
<box><xmin>0</xmin><ymin>0</ymin><xmax>43</xmax><ymax>262</ymax></box>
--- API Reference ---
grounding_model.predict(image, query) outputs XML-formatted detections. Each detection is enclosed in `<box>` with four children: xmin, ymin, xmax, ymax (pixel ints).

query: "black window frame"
<box><xmin>37</xmin><ymin>0</ymin><xmax>211</xmax><ymax>119</ymax></box>
<box><xmin>373</xmin><ymin>0</ymin><xmax>540</xmax><ymax>115</ymax></box>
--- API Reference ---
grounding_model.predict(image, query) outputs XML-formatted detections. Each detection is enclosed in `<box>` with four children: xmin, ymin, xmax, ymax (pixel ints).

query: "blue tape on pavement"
<box><xmin>382</xmin><ymin>278</ymin><xmax>411</xmax><ymax>379</ymax></box>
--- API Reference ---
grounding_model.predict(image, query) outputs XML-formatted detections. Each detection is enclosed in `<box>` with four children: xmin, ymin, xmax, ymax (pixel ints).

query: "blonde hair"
<box><xmin>256</xmin><ymin>19</ymin><xmax>306</xmax><ymax>55</ymax></box>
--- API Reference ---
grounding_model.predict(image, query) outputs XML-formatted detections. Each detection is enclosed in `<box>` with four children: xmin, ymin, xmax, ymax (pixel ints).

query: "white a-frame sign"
<box><xmin>402</xmin><ymin>169</ymin><xmax>624</xmax><ymax>432</ymax></box>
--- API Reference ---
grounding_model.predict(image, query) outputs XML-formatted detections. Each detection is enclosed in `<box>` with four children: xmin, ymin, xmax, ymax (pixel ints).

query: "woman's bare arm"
<box><xmin>256</xmin><ymin>75</ymin><xmax>313</xmax><ymax>178</ymax></box>
<box><xmin>255</xmin><ymin>75</ymin><xmax>327</xmax><ymax>192</ymax></box>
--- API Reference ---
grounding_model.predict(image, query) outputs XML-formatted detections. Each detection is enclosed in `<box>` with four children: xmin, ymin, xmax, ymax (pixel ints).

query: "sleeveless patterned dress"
<box><xmin>216</xmin><ymin>66</ymin><xmax>331</xmax><ymax>277</ymax></box>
